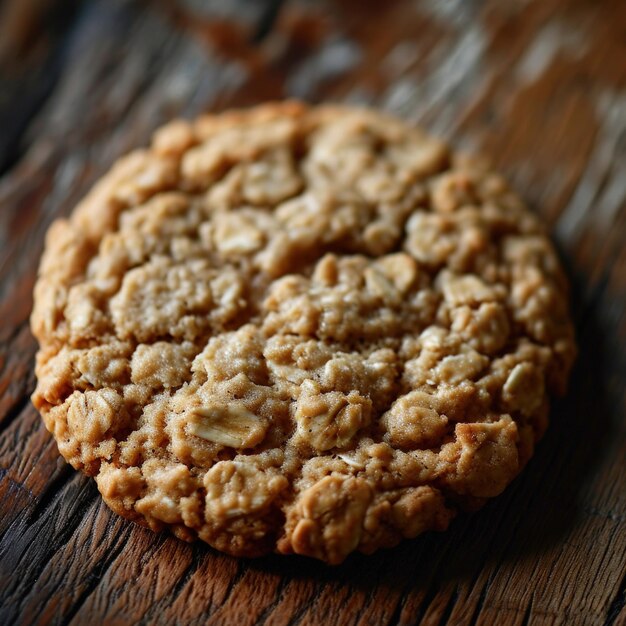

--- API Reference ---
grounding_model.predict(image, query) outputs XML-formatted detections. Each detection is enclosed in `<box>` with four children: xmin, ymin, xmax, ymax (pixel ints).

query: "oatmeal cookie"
<box><xmin>31</xmin><ymin>102</ymin><xmax>576</xmax><ymax>563</ymax></box>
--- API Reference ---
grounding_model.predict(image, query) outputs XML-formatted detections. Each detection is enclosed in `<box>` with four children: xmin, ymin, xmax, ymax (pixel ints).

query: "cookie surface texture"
<box><xmin>31</xmin><ymin>102</ymin><xmax>576</xmax><ymax>564</ymax></box>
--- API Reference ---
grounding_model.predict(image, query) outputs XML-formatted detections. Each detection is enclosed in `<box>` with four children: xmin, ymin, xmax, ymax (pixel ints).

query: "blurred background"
<box><xmin>0</xmin><ymin>0</ymin><xmax>625</xmax><ymax>624</ymax></box>
<box><xmin>1</xmin><ymin>0</ymin><xmax>625</xmax><ymax>206</ymax></box>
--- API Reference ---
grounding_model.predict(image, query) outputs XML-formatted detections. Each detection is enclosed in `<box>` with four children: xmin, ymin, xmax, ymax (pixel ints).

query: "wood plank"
<box><xmin>0</xmin><ymin>0</ymin><xmax>624</xmax><ymax>624</ymax></box>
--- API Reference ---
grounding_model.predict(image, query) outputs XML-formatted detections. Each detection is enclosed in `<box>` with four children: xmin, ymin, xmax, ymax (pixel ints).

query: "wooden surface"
<box><xmin>0</xmin><ymin>0</ymin><xmax>625</xmax><ymax>624</ymax></box>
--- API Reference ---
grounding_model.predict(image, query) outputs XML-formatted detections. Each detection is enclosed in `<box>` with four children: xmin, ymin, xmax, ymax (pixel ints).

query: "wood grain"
<box><xmin>0</xmin><ymin>0</ymin><xmax>625</xmax><ymax>624</ymax></box>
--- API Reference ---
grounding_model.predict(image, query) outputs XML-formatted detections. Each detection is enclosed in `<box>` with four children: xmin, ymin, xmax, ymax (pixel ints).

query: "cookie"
<box><xmin>31</xmin><ymin>102</ymin><xmax>576</xmax><ymax>564</ymax></box>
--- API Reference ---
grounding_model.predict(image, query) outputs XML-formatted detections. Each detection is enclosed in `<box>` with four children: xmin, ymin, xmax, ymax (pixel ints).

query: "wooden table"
<box><xmin>1</xmin><ymin>0</ymin><xmax>625</xmax><ymax>624</ymax></box>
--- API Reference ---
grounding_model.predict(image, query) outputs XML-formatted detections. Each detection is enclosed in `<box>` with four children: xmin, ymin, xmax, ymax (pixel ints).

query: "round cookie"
<box><xmin>31</xmin><ymin>102</ymin><xmax>576</xmax><ymax>564</ymax></box>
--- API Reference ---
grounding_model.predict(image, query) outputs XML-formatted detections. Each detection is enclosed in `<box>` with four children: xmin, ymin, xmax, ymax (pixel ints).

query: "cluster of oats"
<box><xmin>32</xmin><ymin>103</ymin><xmax>575</xmax><ymax>563</ymax></box>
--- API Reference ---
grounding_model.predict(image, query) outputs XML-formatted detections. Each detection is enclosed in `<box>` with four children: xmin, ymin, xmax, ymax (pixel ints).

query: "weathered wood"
<box><xmin>0</xmin><ymin>0</ymin><xmax>625</xmax><ymax>624</ymax></box>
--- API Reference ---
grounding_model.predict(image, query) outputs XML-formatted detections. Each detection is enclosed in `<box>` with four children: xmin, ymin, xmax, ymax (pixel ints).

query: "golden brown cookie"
<box><xmin>31</xmin><ymin>102</ymin><xmax>576</xmax><ymax>564</ymax></box>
